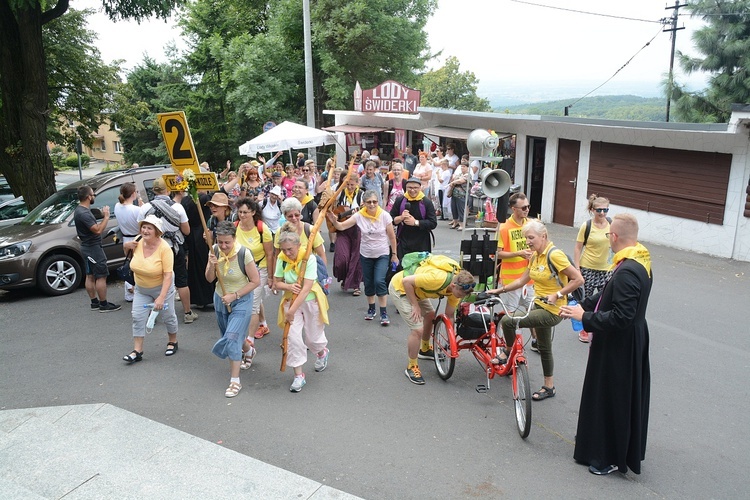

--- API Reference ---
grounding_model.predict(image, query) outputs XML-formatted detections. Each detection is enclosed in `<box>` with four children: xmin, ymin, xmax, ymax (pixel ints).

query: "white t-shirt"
<box><xmin>114</xmin><ymin>202</ymin><xmax>141</xmax><ymax>240</ymax></box>
<box><xmin>261</xmin><ymin>199</ymin><xmax>282</xmax><ymax>233</ymax></box>
<box><xmin>353</xmin><ymin>210</ymin><xmax>393</xmax><ymax>258</ymax></box>
<box><xmin>446</xmin><ymin>153</ymin><xmax>459</xmax><ymax>168</ymax></box>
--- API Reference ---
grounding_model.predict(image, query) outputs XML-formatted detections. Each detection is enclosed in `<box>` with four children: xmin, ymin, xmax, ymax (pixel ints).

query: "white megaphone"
<box><xmin>479</xmin><ymin>168</ymin><xmax>511</xmax><ymax>198</ymax></box>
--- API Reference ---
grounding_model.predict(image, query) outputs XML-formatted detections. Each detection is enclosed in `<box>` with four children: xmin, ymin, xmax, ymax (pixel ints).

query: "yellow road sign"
<box><xmin>157</xmin><ymin>111</ymin><xmax>201</xmax><ymax>174</ymax></box>
<box><xmin>162</xmin><ymin>173</ymin><xmax>219</xmax><ymax>192</ymax></box>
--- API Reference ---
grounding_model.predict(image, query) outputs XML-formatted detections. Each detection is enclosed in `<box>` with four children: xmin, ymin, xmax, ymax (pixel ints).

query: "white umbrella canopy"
<box><xmin>238</xmin><ymin>121</ymin><xmax>336</xmax><ymax>156</ymax></box>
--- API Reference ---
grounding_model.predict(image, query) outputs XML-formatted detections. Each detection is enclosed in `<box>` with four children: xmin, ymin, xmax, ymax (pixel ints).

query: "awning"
<box><xmin>322</xmin><ymin>125</ymin><xmax>389</xmax><ymax>134</ymax></box>
<box><xmin>416</xmin><ymin>126</ymin><xmax>473</xmax><ymax>140</ymax></box>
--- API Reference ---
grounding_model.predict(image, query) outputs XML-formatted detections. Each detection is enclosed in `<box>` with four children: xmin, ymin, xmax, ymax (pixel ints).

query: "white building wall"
<box><xmin>324</xmin><ymin>108</ymin><xmax>750</xmax><ymax>261</ymax></box>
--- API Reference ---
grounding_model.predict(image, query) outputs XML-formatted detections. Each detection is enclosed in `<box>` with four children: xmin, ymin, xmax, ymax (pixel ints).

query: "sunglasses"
<box><xmin>302</xmin><ymin>169</ymin><xmax>310</xmax><ymax>172</ymax></box>
<box><xmin>286</xmin><ymin>213</ymin><xmax>302</xmax><ymax>219</ymax></box>
<box><xmin>364</xmin><ymin>200</ymin><xmax>379</xmax><ymax>205</ymax></box>
<box><xmin>514</xmin><ymin>205</ymin><xmax>530</xmax><ymax>211</ymax></box>
<box><xmin>595</xmin><ymin>208</ymin><xmax>609</xmax><ymax>213</ymax></box>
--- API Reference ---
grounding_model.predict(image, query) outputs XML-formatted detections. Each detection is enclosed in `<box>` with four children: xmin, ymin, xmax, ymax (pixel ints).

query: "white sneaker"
<box><xmin>314</xmin><ymin>348</ymin><xmax>329</xmax><ymax>372</ymax></box>
<box><xmin>290</xmin><ymin>374</ymin><xmax>306</xmax><ymax>392</ymax></box>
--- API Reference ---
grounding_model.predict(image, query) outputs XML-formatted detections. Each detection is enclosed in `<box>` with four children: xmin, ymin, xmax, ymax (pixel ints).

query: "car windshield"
<box><xmin>19</xmin><ymin>189</ymin><xmax>79</xmax><ymax>225</ymax></box>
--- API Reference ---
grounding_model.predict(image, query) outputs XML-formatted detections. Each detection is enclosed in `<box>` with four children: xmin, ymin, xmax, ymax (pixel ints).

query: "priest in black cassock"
<box><xmin>560</xmin><ymin>213</ymin><xmax>653</xmax><ymax>476</ymax></box>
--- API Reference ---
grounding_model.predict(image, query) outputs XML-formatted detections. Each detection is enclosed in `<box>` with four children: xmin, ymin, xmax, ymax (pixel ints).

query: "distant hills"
<box><xmin>495</xmin><ymin>95</ymin><xmax>667</xmax><ymax>122</ymax></box>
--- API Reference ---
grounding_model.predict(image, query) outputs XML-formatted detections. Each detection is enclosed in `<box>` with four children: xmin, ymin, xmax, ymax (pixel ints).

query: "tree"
<box><xmin>312</xmin><ymin>0</ymin><xmax>437</xmax><ymax>119</ymax></box>
<box><xmin>671</xmin><ymin>0</ymin><xmax>750</xmax><ymax>123</ymax></box>
<box><xmin>0</xmin><ymin>0</ymin><xmax>183</xmax><ymax>208</ymax></box>
<box><xmin>112</xmin><ymin>55</ymin><xmax>191</xmax><ymax>167</ymax></box>
<box><xmin>419</xmin><ymin>56</ymin><xmax>491</xmax><ymax>112</ymax></box>
<box><xmin>44</xmin><ymin>9</ymin><xmax>121</xmax><ymax>152</ymax></box>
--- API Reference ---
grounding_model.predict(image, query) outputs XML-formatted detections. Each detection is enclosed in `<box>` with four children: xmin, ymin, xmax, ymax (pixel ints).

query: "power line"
<box><xmin>509</xmin><ymin>0</ymin><xmax>662</xmax><ymax>24</ymax></box>
<box><xmin>565</xmin><ymin>26</ymin><xmax>665</xmax><ymax>113</ymax></box>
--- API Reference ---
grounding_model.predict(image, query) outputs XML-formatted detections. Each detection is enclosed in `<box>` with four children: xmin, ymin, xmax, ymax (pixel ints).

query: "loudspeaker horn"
<box><xmin>467</xmin><ymin>129</ymin><xmax>500</xmax><ymax>157</ymax></box>
<box><xmin>479</xmin><ymin>168</ymin><xmax>511</xmax><ymax>198</ymax></box>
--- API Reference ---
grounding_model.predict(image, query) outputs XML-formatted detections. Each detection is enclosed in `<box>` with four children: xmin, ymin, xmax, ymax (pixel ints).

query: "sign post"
<box><xmin>156</xmin><ymin>111</ymin><xmax>227</xmax><ymax>307</ymax></box>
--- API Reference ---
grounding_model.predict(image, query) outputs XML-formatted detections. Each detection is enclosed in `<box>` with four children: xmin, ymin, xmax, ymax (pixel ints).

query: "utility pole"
<box><xmin>664</xmin><ymin>1</ymin><xmax>687</xmax><ymax>122</ymax></box>
<box><xmin>302</xmin><ymin>0</ymin><xmax>316</xmax><ymax>160</ymax></box>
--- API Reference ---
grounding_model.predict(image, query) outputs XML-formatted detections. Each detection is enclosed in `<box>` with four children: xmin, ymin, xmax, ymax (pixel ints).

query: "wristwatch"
<box><xmin>556</xmin><ymin>291</ymin><xmax>564</xmax><ymax>299</ymax></box>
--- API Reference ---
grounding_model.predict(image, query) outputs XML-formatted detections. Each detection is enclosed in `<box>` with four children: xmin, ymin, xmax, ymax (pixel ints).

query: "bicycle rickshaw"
<box><xmin>431</xmin><ymin>291</ymin><xmax>533</xmax><ymax>438</ymax></box>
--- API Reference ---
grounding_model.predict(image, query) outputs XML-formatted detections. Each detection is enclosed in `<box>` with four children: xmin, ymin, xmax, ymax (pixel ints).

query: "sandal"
<box><xmin>225</xmin><ymin>381</ymin><xmax>242</xmax><ymax>398</ymax></box>
<box><xmin>165</xmin><ymin>342</ymin><xmax>178</xmax><ymax>356</ymax></box>
<box><xmin>240</xmin><ymin>346</ymin><xmax>256</xmax><ymax>370</ymax></box>
<box><xmin>123</xmin><ymin>350</ymin><xmax>143</xmax><ymax>364</ymax></box>
<box><xmin>532</xmin><ymin>386</ymin><xmax>556</xmax><ymax>401</ymax></box>
<box><xmin>490</xmin><ymin>349</ymin><xmax>508</xmax><ymax>365</ymax></box>
<box><xmin>352</xmin><ymin>289</ymin><xmax>361</xmax><ymax>296</ymax></box>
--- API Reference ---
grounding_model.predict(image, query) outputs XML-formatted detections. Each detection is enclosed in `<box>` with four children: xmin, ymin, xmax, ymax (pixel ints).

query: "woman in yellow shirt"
<box><xmin>206</xmin><ymin>221</ymin><xmax>261</xmax><ymax>398</ymax></box>
<box><xmin>573</xmin><ymin>195</ymin><xmax>611</xmax><ymax>343</ymax></box>
<box><xmin>489</xmin><ymin>220</ymin><xmax>584</xmax><ymax>401</ymax></box>
<box><xmin>234</xmin><ymin>197</ymin><xmax>274</xmax><ymax>348</ymax></box>
<box><xmin>122</xmin><ymin>215</ymin><xmax>178</xmax><ymax>363</ymax></box>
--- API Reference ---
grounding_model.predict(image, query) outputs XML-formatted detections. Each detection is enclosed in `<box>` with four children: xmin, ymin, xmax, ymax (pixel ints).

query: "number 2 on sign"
<box><xmin>164</xmin><ymin>119</ymin><xmax>192</xmax><ymax>160</ymax></box>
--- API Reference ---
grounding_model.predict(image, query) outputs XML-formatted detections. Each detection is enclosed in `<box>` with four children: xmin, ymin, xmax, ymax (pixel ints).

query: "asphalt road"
<box><xmin>2</xmin><ymin>219</ymin><xmax>749</xmax><ymax>499</ymax></box>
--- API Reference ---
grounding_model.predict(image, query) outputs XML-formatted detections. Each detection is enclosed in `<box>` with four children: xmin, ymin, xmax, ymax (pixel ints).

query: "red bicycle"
<box><xmin>432</xmin><ymin>291</ymin><xmax>533</xmax><ymax>438</ymax></box>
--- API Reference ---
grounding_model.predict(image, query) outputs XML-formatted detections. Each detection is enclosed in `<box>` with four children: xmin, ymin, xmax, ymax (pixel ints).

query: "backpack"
<box><xmin>583</xmin><ymin>217</ymin><xmax>612</xmax><ymax>246</ymax></box>
<box><xmin>401</xmin><ymin>252</ymin><xmax>461</xmax><ymax>294</ymax></box>
<box><xmin>546</xmin><ymin>246</ymin><xmax>585</xmax><ymax>302</ymax></box>
<box><xmin>213</xmin><ymin>245</ymin><xmax>253</xmax><ymax>279</ymax></box>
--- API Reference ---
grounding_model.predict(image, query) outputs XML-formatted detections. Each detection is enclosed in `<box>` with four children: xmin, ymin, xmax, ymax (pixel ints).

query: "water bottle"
<box><xmin>568</xmin><ymin>299</ymin><xmax>584</xmax><ymax>332</ymax></box>
<box><xmin>391</xmin><ymin>261</ymin><xmax>398</xmax><ymax>272</ymax></box>
<box><xmin>486</xmin><ymin>275</ymin><xmax>493</xmax><ymax>291</ymax></box>
<box><xmin>322</xmin><ymin>276</ymin><xmax>332</xmax><ymax>294</ymax></box>
<box><xmin>143</xmin><ymin>303</ymin><xmax>169</xmax><ymax>310</ymax></box>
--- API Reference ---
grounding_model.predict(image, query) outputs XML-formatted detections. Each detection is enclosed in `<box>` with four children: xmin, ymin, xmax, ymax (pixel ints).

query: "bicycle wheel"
<box><xmin>513</xmin><ymin>361</ymin><xmax>532</xmax><ymax>439</ymax></box>
<box><xmin>432</xmin><ymin>316</ymin><xmax>455</xmax><ymax>380</ymax></box>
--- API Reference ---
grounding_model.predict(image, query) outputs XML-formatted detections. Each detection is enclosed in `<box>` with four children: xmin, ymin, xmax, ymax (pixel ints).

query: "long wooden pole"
<box><xmin>280</xmin><ymin>152</ymin><xmax>357</xmax><ymax>371</ymax></box>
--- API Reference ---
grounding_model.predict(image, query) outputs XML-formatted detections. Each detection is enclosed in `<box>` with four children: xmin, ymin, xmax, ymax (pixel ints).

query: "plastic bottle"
<box><xmin>568</xmin><ymin>299</ymin><xmax>584</xmax><ymax>332</ymax></box>
<box><xmin>486</xmin><ymin>275</ymin><xmax>494</xmax><ymax>291</ymax></box>
<box><xmin>143</xmin><ymin>303</ymin><xmax>169</xmax><ymax>310</ymax></box>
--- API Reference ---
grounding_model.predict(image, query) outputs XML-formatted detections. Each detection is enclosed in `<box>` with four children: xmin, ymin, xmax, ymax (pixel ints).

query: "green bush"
<box><xmin>64</xmin><ymin>153</ymin><xmax>90</xmax><ymax>169</ymax></box>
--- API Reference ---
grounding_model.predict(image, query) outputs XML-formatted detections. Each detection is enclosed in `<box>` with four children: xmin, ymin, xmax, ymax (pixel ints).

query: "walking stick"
<box><xmin>280</xmin><ymin>152</ymin><xmax>358</xmax><ymax>371</ymax></box>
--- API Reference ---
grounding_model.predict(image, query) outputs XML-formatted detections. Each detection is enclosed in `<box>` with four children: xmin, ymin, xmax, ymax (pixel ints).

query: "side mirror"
<box><xmin>90</xmin><ymin>207</ymin><xmax>104</xmax><ymax>219</ymax></box>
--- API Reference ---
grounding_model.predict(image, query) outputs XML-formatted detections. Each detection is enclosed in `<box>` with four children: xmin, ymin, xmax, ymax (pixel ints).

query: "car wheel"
<box><xmin>36</xmin><ymin>254</ymin><xmax>82</xmax><ymax>296</ymax></box>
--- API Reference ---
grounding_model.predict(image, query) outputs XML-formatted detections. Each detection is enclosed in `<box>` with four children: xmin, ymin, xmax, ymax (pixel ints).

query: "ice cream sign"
<box><xmin>354</xmin><ymin>80</ymin><xmax>421</xmax><ymax>114</ymax></box>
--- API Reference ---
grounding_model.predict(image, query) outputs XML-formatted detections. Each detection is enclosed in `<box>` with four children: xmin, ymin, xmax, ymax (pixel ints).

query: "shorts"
<box><xmin>173</xmin><ymin>245</ymin><xmax>188</xmax><ymax>288</ymax></box>
<box><xmin>388</xmin><ymin>282</ymin><xmax>435</xmax><ymax>331</ymax></box>
<box><xmin>81</xmin><ymin>245</ymin><xmax>109</xmax><ymax>278</ymax></box>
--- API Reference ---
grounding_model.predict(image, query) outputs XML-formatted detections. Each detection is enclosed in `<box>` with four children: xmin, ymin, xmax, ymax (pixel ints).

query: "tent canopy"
<box><xmin>239</xmin><ymin>121</ymin><xmax>336</xmax><ymax>156</ymax></box>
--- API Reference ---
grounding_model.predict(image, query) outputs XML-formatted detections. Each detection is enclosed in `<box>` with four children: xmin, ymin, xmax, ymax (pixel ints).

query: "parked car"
<box><xmin>0</xmin><ymin>182</ymin><xmax>69</xmax><ymax>228</ymax></box>
<box><xmin>0</xmin><ymin>176</ymin><xmax>16</xmax><ymax>203</ymax></box>
<box><xmin>0</xmin><ymin>165</ymin><xmax>171</xmax><ymax>295</ymax></box>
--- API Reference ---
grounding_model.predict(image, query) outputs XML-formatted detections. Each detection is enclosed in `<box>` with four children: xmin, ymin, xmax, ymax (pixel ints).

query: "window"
<box><xmin>100</xmin><ymin>140</ymin><xmax>106</xmax><ymax>152</ymax></box>
<box><xmin>114</xmin><ymin>122</ymin><xmax>121</xmax><ymax>131</ymax></box>
<box><xmin>67</xmin><ymin>119</ymin><xmax>75</xmax><ymax>127</ymax></box>
<box><xmin>114</xmin><ymin>141</ymin><xmax>122</xmax><ymax>153</ymax></box>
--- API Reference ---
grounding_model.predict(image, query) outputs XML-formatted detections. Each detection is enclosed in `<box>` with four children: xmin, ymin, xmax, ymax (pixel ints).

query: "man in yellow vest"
<box><xmin>497</xmin><ymin>193</ymin><xmax>538</xmax><ymax>350</ymax></box>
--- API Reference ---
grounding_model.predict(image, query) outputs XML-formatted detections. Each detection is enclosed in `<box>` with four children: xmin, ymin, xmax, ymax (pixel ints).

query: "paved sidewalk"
<box><xmin>0</xmin><ymin>404</ymin><xmax>359</xmax><ymax>500</ymax></box>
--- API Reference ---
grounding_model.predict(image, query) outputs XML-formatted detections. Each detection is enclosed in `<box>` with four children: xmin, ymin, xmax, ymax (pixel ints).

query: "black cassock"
<box><xmin>574</xmin><ymin>259</ymin><xmax>652</xmax><ymax>474</ymax></box>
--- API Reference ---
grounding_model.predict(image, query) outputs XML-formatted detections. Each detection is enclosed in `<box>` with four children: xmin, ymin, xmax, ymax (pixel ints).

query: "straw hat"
<box><xmin>139</xmin><ymin>214</ymin><xmax>164</xmax><ymax>235</ymax></box>
<box><xmin>205</xmin><ymin>192</ymin><xmax>230</xmax><ymax>207</ymax></box>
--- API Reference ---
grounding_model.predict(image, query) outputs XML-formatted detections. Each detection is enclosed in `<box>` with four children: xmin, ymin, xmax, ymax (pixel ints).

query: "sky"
<box><xmin>77</xmin><ymin>0</ymin><xmax>709</xmax><ymax>103</ymax></box>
